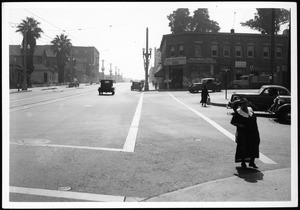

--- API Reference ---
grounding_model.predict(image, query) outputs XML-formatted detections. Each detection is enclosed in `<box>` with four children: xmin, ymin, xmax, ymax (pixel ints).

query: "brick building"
<box><xmin>154</xmin><ymin>31</ymin><xmax>290</xmax><ymax>89</ymax></box>
<box><xmin>9</xmin><ymin>45</ymin><xmax>100</xmax><ymax>88</ymax></box>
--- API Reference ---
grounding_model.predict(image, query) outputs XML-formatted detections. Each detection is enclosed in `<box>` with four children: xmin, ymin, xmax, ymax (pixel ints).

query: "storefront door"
<box><xmin>170</xmin><ymin>68</ymin><xmax>183</xmax><ymax>89</ymax></box>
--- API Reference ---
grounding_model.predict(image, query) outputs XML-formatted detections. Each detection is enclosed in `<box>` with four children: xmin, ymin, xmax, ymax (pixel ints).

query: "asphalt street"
<box><xmin>5</xmin><ymin>83</ymin><xmax>297</xmax><ymax>208</ymax></box>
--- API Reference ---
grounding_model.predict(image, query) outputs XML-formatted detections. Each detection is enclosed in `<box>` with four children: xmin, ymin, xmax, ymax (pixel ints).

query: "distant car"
<box><xmin>188</xmin><ymin>78</ymin><xmax>221</xmax><ymax>93</ymax></box>
<box><xmin>98</xmin><ymin>79</ymin><xmax>115</xmax><ymax>95</ymax></box>
<box><xmin>68</xmin><ymin>81</ymin><xmax>80</xmax><ymax>87</ymax></box>
<box><xmin>268</xmin><ymin>95</ymin><xmax>291</xmax><ymax>123</ymax></box>
<box><xmin>131</xmin><ymin>81</ymin><xmax>143</xmax><ymax>91</ymax></box>
<box><xmin>227</xmin><ymin>85</ymin><xmax>290</xmax><ymax>111</ymax></box>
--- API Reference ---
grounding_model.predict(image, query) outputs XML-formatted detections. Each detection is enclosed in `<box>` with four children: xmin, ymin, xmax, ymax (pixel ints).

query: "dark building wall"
<box><xmin>159</xmin><ymin>32</ymin><xmax>289</xmax><ymax>89</ymax></box>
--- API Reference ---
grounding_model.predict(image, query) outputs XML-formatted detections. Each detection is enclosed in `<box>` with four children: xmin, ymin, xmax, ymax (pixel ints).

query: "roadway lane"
<box><xmin>7</xmin><ymin>83</ymin><xmax>291</xmax><ymax>202</ymax></box>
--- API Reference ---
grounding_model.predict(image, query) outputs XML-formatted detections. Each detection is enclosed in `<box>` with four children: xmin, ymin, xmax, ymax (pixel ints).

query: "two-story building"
<box><xmin>9</xmin><ymin>45</ymin><xmax>100</xmax><ymax>88</ymax></box>
<box><xmin>155</xmin><ymin>31</ymin><xmax>290</xmax><ymax>89</ymax></box>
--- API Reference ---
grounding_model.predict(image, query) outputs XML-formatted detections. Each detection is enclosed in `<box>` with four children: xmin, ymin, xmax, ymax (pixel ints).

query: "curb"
<box><xmin>210</xmin><ymin>102</ymin><xmax>227</xmax><ymax>107</ymax></box>
<box><xmin>143</xmin><ymin>168</ymin><xmax>291</xmax><ymax>202</ymax></box>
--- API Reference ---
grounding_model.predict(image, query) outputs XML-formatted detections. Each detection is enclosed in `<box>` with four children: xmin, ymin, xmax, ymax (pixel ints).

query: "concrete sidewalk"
<box><xmin>144</xmin><ymin>168</ymin><xmax>291</xmax><ymax>202</ymax></box>
<box><xmin>9</xmin><ymin>83</ymin><xmax>96</xmax><ymax>94</ymax></box>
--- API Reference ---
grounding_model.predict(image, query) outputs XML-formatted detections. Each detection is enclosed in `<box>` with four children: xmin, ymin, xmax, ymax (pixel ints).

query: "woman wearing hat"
<box><xmin>230</xmin><ymin>98</ymin><xmax>260</xmax><ymax>168</ymax></box>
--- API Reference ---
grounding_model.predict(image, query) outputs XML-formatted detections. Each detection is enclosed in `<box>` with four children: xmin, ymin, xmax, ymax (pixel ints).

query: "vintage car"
<box><xmin>268</xmin><ymin>95</ymin><xmax>291</xmax><ymax>123</ymax></box>
<box><xmin>98</xmin><ymin>79</ymin><xmax>115</xmax><ymax>95</ymax></box>
<box><xmin>227</xmin><ymin>85</ymin><xmax>291</xmax><ymax>111</ymax></box>
<box><xmin>188</xmin><ymin>78</ymin><xmax>221</xmax><ymax>93</ymax></box>
<box><xmin>68</xmin><ymin>80</ymin><xmax>80</xmax><ymax>87</ymax></box>
<box><xmin>131</xmin><ymin>81</ymin><xmax>143</xmax><ymax>91</ymax></box>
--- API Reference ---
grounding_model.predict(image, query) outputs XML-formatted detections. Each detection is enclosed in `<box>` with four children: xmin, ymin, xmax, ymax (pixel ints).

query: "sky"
<box><xmin>3</xmin><ymin>2</ymin><xmax>293</xmax><ymax>80</ymax></box>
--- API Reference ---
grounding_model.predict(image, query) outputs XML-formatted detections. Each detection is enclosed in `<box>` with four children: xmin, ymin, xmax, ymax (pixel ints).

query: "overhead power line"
<box><xmin>22</xmin><ymin>8</ymin><xmax>88</xmax><ymax>46</ymax></box>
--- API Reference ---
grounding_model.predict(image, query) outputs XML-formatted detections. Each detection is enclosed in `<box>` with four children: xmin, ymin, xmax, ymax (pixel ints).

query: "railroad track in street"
<box><xmin>10</xmin><ymin>89</ymin><xmax>95</xmax><ymax>112</ymax></box>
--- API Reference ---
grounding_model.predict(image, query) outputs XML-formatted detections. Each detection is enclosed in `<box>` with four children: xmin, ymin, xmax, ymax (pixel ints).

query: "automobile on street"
<box><xmin>227</xmin><ymin>85</ymin><xmax>291</xmax><ymax>111</ymax></box>
<box><xmin>131</xmin><ymin>81</ymin><xmax>143</xmax><ymax>91</ymax></box>
<box><xmin>98</xmin><ymin>79</ymin><xmax>115</xmax><ymax>95</ymax></box>
<box><xmin>268</xmin><ymin>95</ymin><xmax>291</xmax><ymax>123</ymax></box>
<box><xmin>188</xmin><ymin>78</ymin><xmax>222</xmax><ymax>93</ymax></box>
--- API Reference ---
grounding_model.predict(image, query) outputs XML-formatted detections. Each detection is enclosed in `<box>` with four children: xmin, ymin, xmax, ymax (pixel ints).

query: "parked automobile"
<box><xmin>268</xmin><ymin>95</ymin><xmax>291</xmax><ymax>123</ymax></box>
<box><xmin>227</xmin><ymin>85</ymin><xmax>290</xmax><ymax>111</ymax></box>
<box><xmin>188</xmin><ymin>78</ymin><xmax>221</xmax><ymax>93</ymax></box>
<box><xmin>68</xmin><ymin>80</ymin><xmax>80</xmax><ymax>87</ymax></box>
<box><xmin>131</xmin><ymin>81</ymin><xmax>143</xmax><ymax>91</ymax></box>
<box><xmin>98</xmin><ymin>79</ymin><xmax>115</xmax><ymax>95</ymax></box>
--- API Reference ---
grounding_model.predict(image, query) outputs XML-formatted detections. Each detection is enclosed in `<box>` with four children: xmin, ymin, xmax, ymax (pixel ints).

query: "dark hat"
<box><xmin>239</xmin><ymin>98</ymin><xmax>249</xmax><ymax>104</ymax></box>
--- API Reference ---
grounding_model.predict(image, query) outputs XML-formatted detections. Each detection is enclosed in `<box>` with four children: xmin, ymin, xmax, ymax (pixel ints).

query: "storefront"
<box><xmin>163</xmin><ymin>56</ymin><xmax>186</xmax><ymax>89</ymax></box>
<box><xmin>187</xmin><ymin>57</ymin><xmax>218</xmax><ymax>83</ymax></box>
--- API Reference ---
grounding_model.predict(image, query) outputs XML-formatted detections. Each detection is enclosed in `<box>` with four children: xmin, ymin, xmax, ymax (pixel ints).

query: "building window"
<box><xmin>263</xmin><ymin>46</ymin><xmax>269</xmax><ymax>58</ymax></box>
<box><xmin>170</xmin><ymin>45</ymin><xmax>175</xmax><ymax>56</ymax></box>
<box><xmin>276</xmin><ymin>46</ymin><xmax>283</xmax><ymax>58</ymax></box>
<box><xmin>235</xmin><ymin>45</ymin><xmax>242</xmax><ymax>57</ymax></box>
<box><xmin>195</xmin><ymin>44</ymin><xmax>202</xmax><ymax>57</ymax></box>
<box><xmin>223</xmin><ymin>45</ymin><xmax>230</xmax><ymax>57</ymax></box>
<box><xmin>178</xmin><ymin>44</ymin><xmax>184</xmax><ymax>56</ymax></box>
<box><xmin>211</xmin><ymin>44</ymin><xmax>218</xmax><ymax>57</ymax></box>
<box><xmin>247</xmin><ymin>45</ymin><xmax>254</xmax><ymax>58</ymax></box>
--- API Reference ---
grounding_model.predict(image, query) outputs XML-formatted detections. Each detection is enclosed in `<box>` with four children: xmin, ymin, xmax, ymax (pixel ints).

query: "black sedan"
<box><xmin>188</xmin><ymin>78</ymin><xmax>222</xmax><ymax>93</ymax></box>
<box><xmin>227</xmin><ymin>85</ymin><xmax>290</xmax><ymax>111</ymax></box>
<box><xmin>269</xmin><ymin>95</ymin><xmax>291</xmax><ymax>123</ymax></box>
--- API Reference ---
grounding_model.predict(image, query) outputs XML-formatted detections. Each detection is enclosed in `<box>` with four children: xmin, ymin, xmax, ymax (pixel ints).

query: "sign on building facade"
<box><xmin>164</xmin><ymin>57</ymin><xmax>186</xmax><ymax>66</ymax></box>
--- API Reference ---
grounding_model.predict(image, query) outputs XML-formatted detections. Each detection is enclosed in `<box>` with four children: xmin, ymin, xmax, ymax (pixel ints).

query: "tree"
<box><xmin>51</xmin><ymin>34</ymin><xmax>72</xmax><ymax>83</ymax></box>
<box><xmin>191</xmin><ymin>9</ymin><xmax>220</xmax><ymax>32</ymax></box>
<box><xmin>167</xmin><ymin>8</ymin><xmax>192</xmax><ymax>34</ymax></box>
<box><xmin>240</xmin><ymin>8</ymin><xmax>290</xmax><ymax>34</ymax></box>
<box><xmin>167</xmin><ymin>8</ymin><xmax>220</xmax><ymax>34</ymax></box>
<box><xmin>16</xmin><ymin>17</ymin><xmax>43</xmax><ymax>87</ymax></box>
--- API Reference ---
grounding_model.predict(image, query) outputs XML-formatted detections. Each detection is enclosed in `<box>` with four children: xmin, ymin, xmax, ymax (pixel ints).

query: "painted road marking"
<box><xmin>10</xmin><ymin>186</ymin><xmax>144</xmax><ymax>202</ymax></box>
<box><xmin>123</xmin><ymin>93</ymin><xmax>144</xmax><ymax>152</ymax></box>
<box><xmin>168</xmin><ymin>92</ymin><xmax>277</xmax><ymax>165</ymax></box>
<box><xmin>10</xmin><ymin>141</ymin><xmax>124</xmax><ymax>152</ymax></box>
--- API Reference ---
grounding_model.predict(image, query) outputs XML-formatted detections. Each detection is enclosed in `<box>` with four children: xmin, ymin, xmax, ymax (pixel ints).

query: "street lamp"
<box><xmin>223</xmin><ymin>69</ymin><xmax>230</xmax><ymax>99</ymax></box>
<box><xmin>142</xmin><ymin>28</ymin><xmax>152</xmax><ymax>91</ymax></box>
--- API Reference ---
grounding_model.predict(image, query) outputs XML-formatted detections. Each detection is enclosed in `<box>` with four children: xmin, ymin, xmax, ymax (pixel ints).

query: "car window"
<box><xmin>278</xmin><ymin>89</ymin><xmax>289</xmax><ymax>95</ymax></box>
<box><xmin>262</xmin><ymin>89</ymin><xmax>270</xmax><ymax>95</ymax></box>
<box><xmin>269</xmin><ymin>89</ymin><xmax>278</xmax><ymax>96</ymax></box>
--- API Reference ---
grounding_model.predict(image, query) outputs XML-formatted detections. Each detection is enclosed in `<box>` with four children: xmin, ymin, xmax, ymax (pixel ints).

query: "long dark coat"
<box><xmin>200</xmin><ymin>88</ymin><xmax>209</xmax><ymax>103</ymax></box>
<box><xmin>230</xmin><ymin>109</ymin><xmax>260</xmax><ymax>162</ymax></box>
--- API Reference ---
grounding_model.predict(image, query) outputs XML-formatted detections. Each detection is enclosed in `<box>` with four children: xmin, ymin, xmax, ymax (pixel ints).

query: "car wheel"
<box><xmin>279</xmin><ymin>109</ymin><xmax>291</xmax><ymax>123</ymax></box>
<box><xmin>112</xmin><ymin>92</ymin><xmax>115</xmax><ymax>95</ymax></box>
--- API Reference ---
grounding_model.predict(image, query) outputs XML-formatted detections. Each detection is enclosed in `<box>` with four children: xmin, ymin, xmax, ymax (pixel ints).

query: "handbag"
<box><xmin>207</xmin><ymin>96</ymin><xmax>211</xmax><ymax>105</ymax></box>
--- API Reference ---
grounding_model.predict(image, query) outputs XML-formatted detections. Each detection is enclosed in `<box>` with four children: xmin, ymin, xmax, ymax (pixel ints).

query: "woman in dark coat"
<box><xmin>230</xmin><ymin>98</ymin><xmax>260</xmax><ymax>168</ymax></box>
<box><xmin>200</xmin><ymin>85</ymin><xmax>209</xmax><ymax>107</ymax></box>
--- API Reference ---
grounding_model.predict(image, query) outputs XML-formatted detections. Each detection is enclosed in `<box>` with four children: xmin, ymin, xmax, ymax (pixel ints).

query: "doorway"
<box><xmin>170</xmin><ymin>67</ymin><xmax>183</xmax><ymax>89</ymax></box>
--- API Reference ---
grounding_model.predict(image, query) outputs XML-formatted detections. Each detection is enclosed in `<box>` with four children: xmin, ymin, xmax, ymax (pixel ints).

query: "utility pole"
<box><xmin>142</xmin><ymin>27</ymin><xmax>152</xmax><ymax>91</ymax></box>
<box><xmin>101</xmin><ymin>60</ymin><xmax>105</xmax><ymax>79</ymax></box>
<box><xmin>22</xmin><ymin>31</ymin><xmax>28</xmax><ymax>90</ymax></box>
<box><xmin>270</xmin><ymin>8</ymin><xmax>275</xmax><ymax>84</ymax></box>
<box><xmin>109</xmin><ymin>63</ymin><xmax>112</xmax><ymax>79</ymax></box>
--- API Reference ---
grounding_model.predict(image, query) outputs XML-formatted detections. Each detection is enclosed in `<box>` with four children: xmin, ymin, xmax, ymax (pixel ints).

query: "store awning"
<box><xmin>154</xmin><ymin>66</ymin><xmax>165</xmax><ymax>77</ymax></box>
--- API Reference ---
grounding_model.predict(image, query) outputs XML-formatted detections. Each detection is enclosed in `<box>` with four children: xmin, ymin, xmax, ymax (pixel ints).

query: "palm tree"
<box><xmin>16</xmin><ymin>17</ymin><xmax>43</xmax><ymax>87</ymax></box>
<box><xmin>51</xmin><ymin>34</ymin><xmax>72</xmax><ymax>83</ymax></box>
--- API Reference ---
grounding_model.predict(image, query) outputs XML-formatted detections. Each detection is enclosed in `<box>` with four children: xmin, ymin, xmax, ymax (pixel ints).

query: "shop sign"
<box><xmin>235</xmin><ymin>61</ymin><xmax>246</xmax><ymax>68</ymax></box>
<box><xmin>164</xmin><ymin>57</ymin><xmax>186</xmax><ymax>66</ymax></box>
<box><xmin>187</xmin><ymin>57</ymin><xmax>216</xmax><ymax>64</ymax></box>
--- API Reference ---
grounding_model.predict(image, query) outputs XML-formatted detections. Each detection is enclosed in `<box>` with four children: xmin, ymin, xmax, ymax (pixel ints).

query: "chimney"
<box><xmin>231</xmin><ymin>29</ymin><xmax>235</xmax><ymax>33</ymax></box>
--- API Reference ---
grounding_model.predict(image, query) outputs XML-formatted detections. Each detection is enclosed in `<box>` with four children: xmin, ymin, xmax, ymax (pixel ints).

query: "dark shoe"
<box><xmin>249</xmin><ymin>163</ymin><xmax>258</xmax><ymax>169</ymax></box>
<box><xmin>241</xmin><ymin>162</ymin><xmax>247</xmax><ymax>168</ymax></box>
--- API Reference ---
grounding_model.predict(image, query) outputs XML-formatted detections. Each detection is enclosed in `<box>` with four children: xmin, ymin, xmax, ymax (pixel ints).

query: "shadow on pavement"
<box><xmin>234</xmin><ymin>166</ymin><xmax>264</xmax><ymax>183</ymax></box>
